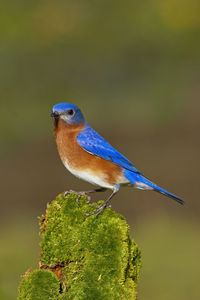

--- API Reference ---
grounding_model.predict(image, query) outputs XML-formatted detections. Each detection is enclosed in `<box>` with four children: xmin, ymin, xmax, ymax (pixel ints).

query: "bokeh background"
<box><xmin>1</xmin><ymin>1</ymin><xmax>200</xmax><ymax>299</ymax></box>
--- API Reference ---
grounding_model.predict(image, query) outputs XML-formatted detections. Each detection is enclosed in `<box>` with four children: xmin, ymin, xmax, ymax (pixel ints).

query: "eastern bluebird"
<box><xmin>51</xmin><ymin>103</ymin><xmax>184</xmax><ymax>216</ymax></box>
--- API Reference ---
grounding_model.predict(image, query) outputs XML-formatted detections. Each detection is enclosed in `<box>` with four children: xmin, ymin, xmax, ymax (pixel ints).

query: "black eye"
<box><xmin>67</xmin><ymin>109</ymin><xmax>74</xmax><ymax>116</ymax></box>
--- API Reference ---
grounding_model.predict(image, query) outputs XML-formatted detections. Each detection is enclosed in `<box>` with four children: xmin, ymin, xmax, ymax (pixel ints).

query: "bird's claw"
<box><xmin>64</xmin><ymin>190</ymin><xmax>91</xmax><ymax>203</ymax></box>
<box><xmin>64</xmin><ymin>189</ymin><xmax>76</xmax><ymax>197</ymax></box>
<box><xmin>76</xmin><ymin>191</ymin><xmax>91</xmax><ymax>203</ymax></box>
<box><xmin>89</xmin><ymin>204</ymin><xmax>100</xmax><ymax>208</ymax></box>
<box><xmin>86</xmin><ymin>203</ymin><xmax>111</xmax><ymax>218</ymax></box>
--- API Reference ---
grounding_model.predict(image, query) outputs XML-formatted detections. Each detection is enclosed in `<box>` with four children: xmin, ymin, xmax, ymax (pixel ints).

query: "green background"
<box><xmin>1</xmin><ymin>1</ymin><xmax>199</xmax><ymax>299</ymax></box>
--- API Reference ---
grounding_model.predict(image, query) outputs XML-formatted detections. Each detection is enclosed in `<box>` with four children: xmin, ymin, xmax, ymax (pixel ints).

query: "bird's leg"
<box><xmin>86</xmin><ymin>185</ymin><xmax>119</xmax><ymax>217</ymax></box>
<box><xmin>84</xmin><ymin>187</ymin><xmax>107</xmax><ymax>194</ymax></box>
<box><xmin>64</xmin><ymin>187</ymin><xmax>106</xmax><ymax>196</ymax></box>
<box><xmin>64</xmin><ymin>188</ymin><xmax>107</xmax><ymax>203</ymax></box>
<box><xmin>76</xmin><ymin>188</ymin><xmax>107</xmax><ymax>203</ymax></box>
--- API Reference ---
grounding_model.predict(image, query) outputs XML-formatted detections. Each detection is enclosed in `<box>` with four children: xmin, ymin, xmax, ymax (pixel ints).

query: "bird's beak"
<box><xmin>51</xmin><ymin>111</ymin><xmax>59</xmax><ymax>118</ymax></box>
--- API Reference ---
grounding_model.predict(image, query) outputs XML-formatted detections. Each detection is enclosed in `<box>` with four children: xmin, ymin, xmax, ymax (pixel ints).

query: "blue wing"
<box><xmin>77</xmin><ymin>126</ymin><xmax>184</xmax><ymax>204</ymax></box>
<box><xmin>77</xmin><ymin>125</ymin><xmax>145</xmax><ymax>176</ymax></box>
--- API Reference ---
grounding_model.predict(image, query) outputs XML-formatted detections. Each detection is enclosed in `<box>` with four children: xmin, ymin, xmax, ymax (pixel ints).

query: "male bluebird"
<box><xmin>51</xmin><ymin>103</ymin><xmax>184</xmax><ymax>216</ymax></box>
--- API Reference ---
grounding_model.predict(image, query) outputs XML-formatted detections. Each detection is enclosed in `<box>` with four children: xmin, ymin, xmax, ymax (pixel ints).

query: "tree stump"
<box><xmin>18</xmin><ymin>193</ymin><xmax>141</xmax><ymax>300</ymax></box>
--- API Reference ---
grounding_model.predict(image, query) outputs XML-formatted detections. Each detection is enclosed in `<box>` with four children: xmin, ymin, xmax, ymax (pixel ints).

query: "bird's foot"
<box><xmin>64</xmin><ymin>190</ymin><xmax>91</xmax><ymax>203</ymax></box>
<box><xmin>64</xmin><ymin>189</ymin><xmax>76</xmax><ymax>197</ymax></box>
<box><xmin>86</xmin><ymin>202</ymin><xmax>111</xmax><ymax>217</ymax></box>
<box><xmin>75</xmin><ymin>188</ymin><xmax>106</xmax><ymax>203</ymax></box>
<box><xmin>76</xmin><ymin>191</ymin><xmax>91</xmax><ymax>203</ymax></box>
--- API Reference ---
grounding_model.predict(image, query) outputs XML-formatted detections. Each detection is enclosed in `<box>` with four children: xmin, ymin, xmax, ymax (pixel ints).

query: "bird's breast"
<box><xmin>54</xmin><ymin>120</ymin><xmax>128</xmax><ymax>187</ymax></box>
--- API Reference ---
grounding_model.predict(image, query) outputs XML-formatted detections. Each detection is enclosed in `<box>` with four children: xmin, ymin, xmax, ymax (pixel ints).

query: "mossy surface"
<box><xmin>18</xmin><ymin>193</ymin><xmax>141</xmax><ymax>300</ymax></box>
<box><xmin>18</xmin><ymin>269</ymin><xmax>61</xmax><ymax>300</ymax></box>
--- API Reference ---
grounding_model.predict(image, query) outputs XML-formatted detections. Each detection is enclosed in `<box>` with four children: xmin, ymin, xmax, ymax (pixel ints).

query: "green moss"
<box><xmin>17</xmin><ymin>269</ymin><xmax>61</xmax><ymax>300</ymax></box>
<box><xmin>18</xmin><ymin>193</ymin><xmax>141</xmax><ymax>300</ymax></box>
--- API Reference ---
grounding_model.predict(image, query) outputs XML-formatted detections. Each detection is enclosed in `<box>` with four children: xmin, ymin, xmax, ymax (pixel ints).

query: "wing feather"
<box><xmin>77</xmin><ymin>126</ymin><xmax>145</xmax><ymax>176</ymax></box>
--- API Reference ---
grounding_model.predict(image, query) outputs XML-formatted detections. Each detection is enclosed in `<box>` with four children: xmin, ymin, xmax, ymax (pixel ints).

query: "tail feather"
<box><xmin>153</xmin><ymin>186</ymin><xmax>184</xmax><ymax>205</ymax></box>
<box><xmin>143</xmin><ymin>177</ymin><xmax>184</xmax><ymax>205</ymax></box>
<box><xmin>124</xmin><ymin>169</ymin><xmax>184</xmax><ymax>204</ymax></box>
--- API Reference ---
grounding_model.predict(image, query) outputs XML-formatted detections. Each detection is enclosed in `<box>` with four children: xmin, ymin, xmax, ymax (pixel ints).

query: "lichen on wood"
<box><xmin>18</xmin><ymin>193</ymin><xmax>141</xmax><ymax>300</ymax></box>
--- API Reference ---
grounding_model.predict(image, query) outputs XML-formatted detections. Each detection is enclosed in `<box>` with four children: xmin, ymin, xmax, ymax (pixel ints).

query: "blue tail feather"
<box><xmin>152</xmin><ymin>185</ymin><xmax>184</xmax><ymax>205</ymax></box>
<box><xmin>124</xmin><ymin>169</ymin><xmax>184</xmax><ymax>205</ymax></box>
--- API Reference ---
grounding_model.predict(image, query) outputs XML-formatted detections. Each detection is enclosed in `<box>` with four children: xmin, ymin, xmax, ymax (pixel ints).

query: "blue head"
<box><xmin>51</xmin><ymin>103</ymin><xmax>85</xmax><ymax>126</ymax></box>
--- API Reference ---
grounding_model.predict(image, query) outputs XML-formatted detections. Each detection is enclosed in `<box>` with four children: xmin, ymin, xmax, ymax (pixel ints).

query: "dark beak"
<box><xmin>51</xmin><ymin>111</ymin><xmax>59</xmax><ymax>118</ymax></box>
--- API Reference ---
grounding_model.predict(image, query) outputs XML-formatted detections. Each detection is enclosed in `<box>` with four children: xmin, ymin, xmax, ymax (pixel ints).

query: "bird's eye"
<box><xmin>67</xmin><ymin>109</ymin><xmax>74</xmax><ymax>116</ymax></box>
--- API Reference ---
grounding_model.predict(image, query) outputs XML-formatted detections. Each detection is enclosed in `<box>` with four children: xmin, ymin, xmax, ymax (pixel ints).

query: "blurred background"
<box><xmin>1</xmin><ymin>0</ymin><xmax>200</xmax><ymax>299</ymax></box>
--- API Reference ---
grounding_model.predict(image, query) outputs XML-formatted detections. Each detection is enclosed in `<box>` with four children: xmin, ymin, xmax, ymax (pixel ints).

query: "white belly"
<box><xmin>64</xmin><ymin>159</ymin><xmax>115</xmax><ymax>189</ymax></box>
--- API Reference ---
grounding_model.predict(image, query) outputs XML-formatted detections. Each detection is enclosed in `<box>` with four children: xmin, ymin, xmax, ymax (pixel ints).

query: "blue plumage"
<box><xmin>52</xmin><ymin>103</ymin><xmax>84</xmax><ymax>125</ymax></box>
<box><xmin>77</xmin><ymin>125</ymin><xmax>144</xmax><ymax>175</ymax></box>
<box><xmin>77</xmin><ymin>125</ymin><xmax>184</xmax><ymax>205</ymax></box>
<box><xmin>123</xmin><ymin>169</ymin><xmax>183</xmax><ymax>204</ymax></box>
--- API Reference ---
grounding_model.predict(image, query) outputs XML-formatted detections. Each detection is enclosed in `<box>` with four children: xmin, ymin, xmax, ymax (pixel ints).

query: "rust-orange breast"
<box><xmin>54</xmin><ymin>120</ymin><xmax>124</xmax><ymax>185</ymax></box>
